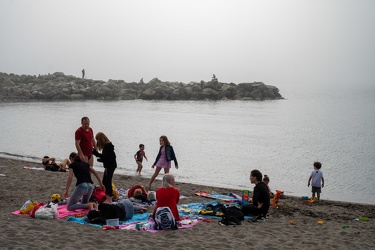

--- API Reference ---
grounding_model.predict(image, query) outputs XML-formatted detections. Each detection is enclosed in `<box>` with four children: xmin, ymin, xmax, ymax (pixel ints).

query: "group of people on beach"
<box><xmin>42</xmin><ymin>116</ymin><xmax>325</xmax><ymax>224</ymax></box>
<box><xmin>42</xmin><ymin>116</ymin><xmax>180</xmax><ymax>223</ymax></box>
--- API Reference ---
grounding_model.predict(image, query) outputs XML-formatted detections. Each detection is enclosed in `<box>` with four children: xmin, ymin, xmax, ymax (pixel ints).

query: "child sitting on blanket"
<box><xmin>87</xmin><ymin>199</ymin><xmax>147</xmax><ymax>224</ymax></box>
<box><xmin>263</xmin><ymin>175</ymin><xmax>274</xmax><ymax>198</ymax></box>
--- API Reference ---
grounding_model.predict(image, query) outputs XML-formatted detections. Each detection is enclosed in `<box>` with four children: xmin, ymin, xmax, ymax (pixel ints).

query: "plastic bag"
<box><xmin>31</xmin><ymin>202</ymin><xmax>45</xmax><ymax>218</ymax></box>
<box><xmin>34</xmin><ymin>202</ymin><xmax>59</xmax><ymax>219</ymax></box>
<box><xmin>20</xmin><ymin>200</ymin><xmax>38</xmax><ymax>214</ymax></box>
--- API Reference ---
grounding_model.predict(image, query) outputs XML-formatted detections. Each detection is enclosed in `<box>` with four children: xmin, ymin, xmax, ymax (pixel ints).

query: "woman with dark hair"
<box><xmin>241</xmin><ymin>169</ymin><xmax>270</xmax><ymax>219</ymax></box>
<box><xmin>92</xmin><ymin>132</ymin><xmax>117</xmax><ymax>203</ymax></box>
<box><xmin>41</xmin><ymin>156</ymin><xmax>70</xmax><ymax>172</ymax></box>
<box><xmin>148</xmin><ymin>135</ymin><xmax>178</xmax><ymax>190</ymax></box>
<box><xmin>64</xmin><ymin>152</ymin><xmax>105</xmax><ymax>211</ymax></box>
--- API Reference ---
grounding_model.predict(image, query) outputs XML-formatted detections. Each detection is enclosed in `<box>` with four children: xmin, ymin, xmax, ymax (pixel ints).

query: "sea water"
<box><xmin>0</xmin><ymin>85</ymin><xmax>374</xmax><ymax>205</ymax></box>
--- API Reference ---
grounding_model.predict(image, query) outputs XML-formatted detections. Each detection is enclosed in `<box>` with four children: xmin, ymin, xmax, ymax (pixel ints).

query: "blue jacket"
<box><xmin>153</xmin><ymin>145</ymin><xmax>178</xmax><ymax>167</ymax></box>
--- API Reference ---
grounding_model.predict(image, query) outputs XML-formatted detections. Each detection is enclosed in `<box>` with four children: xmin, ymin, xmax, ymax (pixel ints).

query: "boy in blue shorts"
<box><xmin>134</xmin><ymin>144</ymin><xmax>148</xmax><ymax>176</ymax></box>
<box><xmin>308</xmin><ymin>161</ymin><xmax>325</xmax><ymax>201</ymax></box>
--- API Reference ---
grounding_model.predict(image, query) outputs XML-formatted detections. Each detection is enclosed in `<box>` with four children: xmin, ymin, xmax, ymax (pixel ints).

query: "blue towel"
<box><xmin>67</xmin><ymin>213</ymin><xmax>150</xmax><ymax>227</ymax></box>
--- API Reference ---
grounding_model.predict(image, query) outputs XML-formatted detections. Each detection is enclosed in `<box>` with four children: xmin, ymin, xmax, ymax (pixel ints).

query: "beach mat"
<box><xmin>67</xmin><ymin>212</ymin><xmax>150</xmax><ymax>227</ymax></box>
<box><xmin>179</xmin><ymin>202</ymin><xmax>253</xmax><ymax>219</ymax></box>
<box><xmin>119</xmin><ymin>218</ymin><xmax>199</xmax><ymax>233</ymax></box>
<box><xmin>12</xmin><ymin>204</ymin><xmax>90</xmax><ymax>219</ymax></box>
<box><xmin>68</xmin><ymin>214</ymin><xmax>198</xmax><ymax>233</ymax></box>
<box><xmin>195</xmin><ymin>191</ymin><xmax>240</xmax><ymax>202</ymax></box>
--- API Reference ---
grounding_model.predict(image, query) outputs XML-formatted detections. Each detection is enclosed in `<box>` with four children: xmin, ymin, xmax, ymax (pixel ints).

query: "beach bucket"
<box><xmin>241</xmin><ymin>190</ymin><xmax>250</xmax><ymax>205</ymax></box>
<box><xmin>106</xmin><ymin>218</ymin><xmax>119</xmax><ymax>226</ymax></box>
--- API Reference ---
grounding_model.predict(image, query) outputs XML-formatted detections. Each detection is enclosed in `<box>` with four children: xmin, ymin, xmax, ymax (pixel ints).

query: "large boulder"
<box><xmin>141</xmin><ymin>88</ymin><xmax>157</xmax><ymax>100</ymax></box>
<box><xmin>2</xmin><ymin>78</ymin><xmax>15</xmax><ymax>88</ymax></box>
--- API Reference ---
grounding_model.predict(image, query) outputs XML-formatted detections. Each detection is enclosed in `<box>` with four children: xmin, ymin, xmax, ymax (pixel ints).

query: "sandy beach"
<box><xmin>0</xmin><ymin>157</ymin><xmax>374</xmax><ymax>250</ymax></box>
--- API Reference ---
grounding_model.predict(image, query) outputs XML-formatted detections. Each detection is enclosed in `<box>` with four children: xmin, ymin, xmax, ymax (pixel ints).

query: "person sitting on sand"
<box><xmin>42</xmin><ymin>156</ymin><xmax>70</xmax><ymax>172</ymax></box>
<box><xmin>263</xmin><ymin>175</ymin><xmax>274</xmax><ymax>198</ymax></box>
<box><xmin>64</xmin><ymin>152</ymin><xmax>105</xmax><ymax>211</ymax></box>
<box><xmin>153</xmin><ymin>173</ymin><xmax>180</xmax><ymax>221</ymax></box>
<box><xmin>241</xmin><ymin>169</ymin><xmax>270</xmax><ymax>220</ymax></box>
<box><xmin>87</xmin><ymin>199</ymin><xmax>147</xmax><ymax>224</ymax></box>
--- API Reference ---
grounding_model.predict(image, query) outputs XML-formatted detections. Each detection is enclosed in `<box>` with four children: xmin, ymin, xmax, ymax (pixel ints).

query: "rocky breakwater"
<box><xmin>0</xmin><ymin>72</ymin><xmax>284</xmax><ymax>101</ymax></box>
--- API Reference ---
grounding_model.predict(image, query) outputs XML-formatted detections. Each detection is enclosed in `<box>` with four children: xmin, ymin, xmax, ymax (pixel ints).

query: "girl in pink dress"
<box><xmin>148</xmin><ymin>135</ymin><xmax>178</xmax><ymax>190</ymax></box>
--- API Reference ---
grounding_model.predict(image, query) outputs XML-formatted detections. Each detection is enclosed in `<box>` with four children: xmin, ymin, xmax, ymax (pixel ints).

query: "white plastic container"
<box><xmin>106</xmin><ymin>218</ymin><xmax>119</xmax><ymax>226</ymax></box>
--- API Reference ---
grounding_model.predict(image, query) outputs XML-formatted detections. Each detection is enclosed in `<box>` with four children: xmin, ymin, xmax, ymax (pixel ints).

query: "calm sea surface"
<box><xmin>1</xmin><ymin>85</ymin><xmax>374</xmax><ymax>204</ymax></box>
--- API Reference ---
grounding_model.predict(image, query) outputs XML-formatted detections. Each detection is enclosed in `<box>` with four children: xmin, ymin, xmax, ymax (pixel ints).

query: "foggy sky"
<box><xmin>1</xmin><ymin>0</ymin><xmax>374</xmax><ymax>89</ymax></box>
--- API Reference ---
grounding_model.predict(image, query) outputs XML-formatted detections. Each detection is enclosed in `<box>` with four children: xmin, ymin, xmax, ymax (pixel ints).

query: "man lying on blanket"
<box><xmin>87</xmin><ymin>199</ymin><xmax>147</xmax><ymax>224</ymax></box>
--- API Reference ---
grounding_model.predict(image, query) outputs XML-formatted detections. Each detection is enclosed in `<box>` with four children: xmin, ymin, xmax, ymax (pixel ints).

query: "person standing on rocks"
<box><xmin>82</xmin><ymin>69</ymin><xmax>85</xmax><ymax>79</ymax></box>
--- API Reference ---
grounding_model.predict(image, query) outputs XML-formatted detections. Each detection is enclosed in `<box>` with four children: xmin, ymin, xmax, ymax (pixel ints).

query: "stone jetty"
<box><xmin>0</xmin><ymin>72</ymin><xmax>283</xmax><ymax>101</ymax></box>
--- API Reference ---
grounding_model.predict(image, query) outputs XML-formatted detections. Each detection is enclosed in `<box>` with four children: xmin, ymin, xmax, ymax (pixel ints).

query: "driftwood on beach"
<box><xmin>0</xmin><ymin>72</ymin><xmax>283</xmax><ymax>101</ymax></box>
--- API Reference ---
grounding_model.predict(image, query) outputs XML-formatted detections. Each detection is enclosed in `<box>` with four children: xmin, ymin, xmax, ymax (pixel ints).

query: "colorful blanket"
<box><xmin>68</xmin><ymin>214</ymin><xmax>199</xmax><ymax>233</ymax></box>
<box><xmin>195</xmin><ymin>191</ymin><xmax>240</xmax><ymax>202</ymax></box>
<box><xmin>118</xmin><ymin>187</ymin><xmax>187</xmax><ymax>202</ymax></box>
<box><xmin>179</xmin><ymin>202</ymin><xmax>253</xmax><ymax>219</ymax></box>
<box><xmin>179</xmin><ymin>201</ymin><xmax>222</xmax><ymax>218</ymax></box>
<box><xmin>12</xmin><ymin>204</ymin><xmax>90</xmax><ymax>219</ymax></box>
<box><xmin>67</xmin><ymin>212</ymin><xmax>150</xmax><ymax>228</ymax></box>
<box><xmin>119</xmin><ymin>218</ymin><xmax>199</xmax><ymax>233</ymax></box>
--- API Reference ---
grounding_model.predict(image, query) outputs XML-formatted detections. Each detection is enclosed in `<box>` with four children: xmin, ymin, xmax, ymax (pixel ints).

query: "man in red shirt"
<box><xmin>75</xmin><ymin>117</ymin><xmax>96</xmax><ymax>167</ymax></box>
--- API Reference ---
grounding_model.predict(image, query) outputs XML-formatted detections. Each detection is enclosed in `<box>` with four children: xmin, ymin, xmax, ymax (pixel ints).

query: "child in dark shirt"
<box><xmin>134</xmin><ymin>144</ymin><xmax>148</xmax><ymax>176</ymax></box>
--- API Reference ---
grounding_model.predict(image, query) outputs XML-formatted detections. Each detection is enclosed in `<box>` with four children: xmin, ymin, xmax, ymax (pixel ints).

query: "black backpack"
<box><xmin>219</xmin><ymin>206</ymin><xmax>244</xmax><ymax>226</ymax></box>
<box><xmin>153</xmin><ymin>207</ymin><xmax>178</xmax><ymax>230</ymax></box>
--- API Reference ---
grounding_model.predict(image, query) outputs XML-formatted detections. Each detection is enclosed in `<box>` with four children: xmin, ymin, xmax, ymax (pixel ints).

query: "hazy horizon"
<box><xmin>1</xmin><ymin>0</ymin><xmax>374</xmax><ymax>90</ymax></box>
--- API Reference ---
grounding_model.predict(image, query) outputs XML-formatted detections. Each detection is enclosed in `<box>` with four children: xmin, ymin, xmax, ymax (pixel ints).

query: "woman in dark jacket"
<box><xmin>148</xmin><ymin>135</ymin><xmax>178</xmax><ymax>190</ymax></box>
<box><xmin>92</xmin><ymin>132</ymin><xmax>117</xmax><ymax>203</ymax></box>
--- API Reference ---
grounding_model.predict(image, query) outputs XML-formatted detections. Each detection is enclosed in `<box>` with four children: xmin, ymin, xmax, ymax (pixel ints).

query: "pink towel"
<box><xmin>12</xmin><ymin>204</ymin><xmax>90</xmax><ymax>219</ymax></box>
